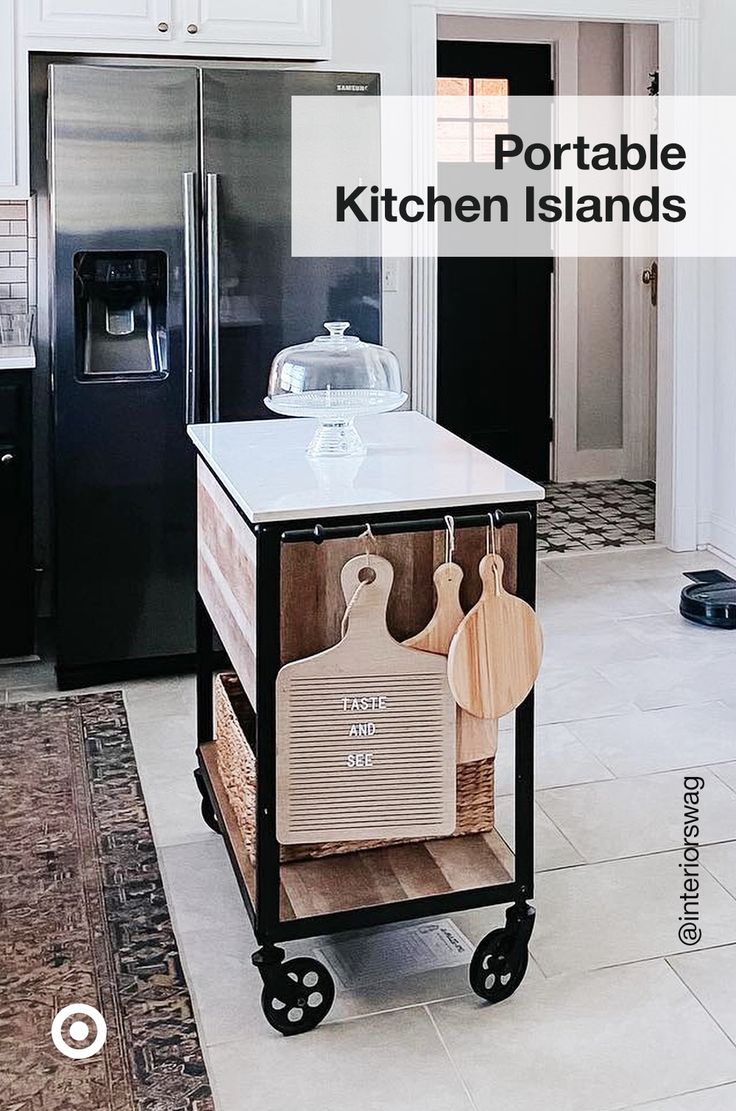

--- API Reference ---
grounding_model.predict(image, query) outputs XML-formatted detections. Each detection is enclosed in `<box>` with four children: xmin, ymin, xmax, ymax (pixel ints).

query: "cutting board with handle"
<box><xmin>404</xmin><ymin>562</ymin><xmax>498</xmax><ymax>764</ymax></box>
<box><xmin>276</xmin><ymin>555</ymin><xmax>457</xmax><ymax>845</ymax></box>
<box><xmin>448</xmin><ymin>553</ymin><xmax>544</xmax><ymax>720</ymax></box>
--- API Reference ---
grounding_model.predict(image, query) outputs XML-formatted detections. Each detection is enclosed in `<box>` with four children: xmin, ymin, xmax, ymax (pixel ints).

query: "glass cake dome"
<box><xmin>265</xmin><ymin>322</ymin><xmax>407</xmax><ymax>457</ymax></box>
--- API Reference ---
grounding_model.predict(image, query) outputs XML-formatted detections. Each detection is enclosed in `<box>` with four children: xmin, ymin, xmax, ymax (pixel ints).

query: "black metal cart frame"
<box><xmin>194</xmin><ymin>487</ymin><xmax>538</xmax><ymax>1033</ymax></box>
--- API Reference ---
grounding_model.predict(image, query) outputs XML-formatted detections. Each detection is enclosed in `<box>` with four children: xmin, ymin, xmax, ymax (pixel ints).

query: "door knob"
<box><xmin>187</xmin><ymin>23</ymin><xmax>199</xmax><ymax>34</ymax></box>
<box><xmin>157</xmin><ymin>21</ymin><xmax>169</xmax><ymax>32</ymax></box>
<box><xmin>642</xmin><ymin>261</ymin><xmax>658</xmax><ymax>308</ymax></box>
<box><xmin>1</xmin><ymin>452</ymin><xmax>14</xmax><ymax>465</ymax></box>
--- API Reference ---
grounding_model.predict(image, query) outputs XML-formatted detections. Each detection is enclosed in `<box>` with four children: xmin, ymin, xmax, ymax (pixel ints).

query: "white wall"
<box><xmin>699</xmin><ymin>0</ymin><xmax>736</xmax><ymax>559</ymax></box>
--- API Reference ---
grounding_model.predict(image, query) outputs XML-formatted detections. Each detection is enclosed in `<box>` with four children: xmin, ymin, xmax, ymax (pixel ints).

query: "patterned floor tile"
<box><xmin>538</xmin><ymin>480</ymin><xmax>656</xmax><ymax>554</ymax></box>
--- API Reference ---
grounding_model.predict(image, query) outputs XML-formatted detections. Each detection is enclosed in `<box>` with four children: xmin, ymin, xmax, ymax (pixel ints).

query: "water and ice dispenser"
<box><xmin>73</xmin><ymin>251</ymin><xmax>168</xmax><ymax>381</ymax></box>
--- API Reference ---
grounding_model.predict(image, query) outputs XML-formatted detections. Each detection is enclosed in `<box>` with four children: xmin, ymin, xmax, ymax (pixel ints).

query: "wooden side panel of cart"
<box><xmin>197</xmin><ymin>458</ymin><xmax>258</xmax><ymax>708</ymax></box>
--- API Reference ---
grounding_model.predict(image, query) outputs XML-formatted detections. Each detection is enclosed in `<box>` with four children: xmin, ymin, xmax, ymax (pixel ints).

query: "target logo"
<box><xmin>51</xmin><ymin>1004</ymin><xmax>107</xmax><ymax>1060</ymax></box>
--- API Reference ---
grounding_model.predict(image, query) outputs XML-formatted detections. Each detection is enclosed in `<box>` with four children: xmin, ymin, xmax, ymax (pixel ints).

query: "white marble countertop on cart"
<box><xmin>188</xmin><ymin>410</ymin><xmax>545</xmax><ymax>525</ymax></box>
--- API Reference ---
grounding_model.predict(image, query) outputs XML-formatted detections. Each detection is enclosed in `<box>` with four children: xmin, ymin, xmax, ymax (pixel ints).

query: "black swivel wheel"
<box><xmin>193</xmin><ymin>768</ymin><xmax>221</xmax><ymax>835</ymax></box>
<box><xmin>260</xmin><ymin>957</ymin><xmax>336</xmax><ymax>1036</ymax></box>
<box><xmin>470</xmin><ymin>928</ymin><xmax>529</xmax><ymax>1003</ymax></box>
<box><xmin>470</xmin><ymin>902</ymin><xmax>535</xmax><ymax>1005</ymax></box>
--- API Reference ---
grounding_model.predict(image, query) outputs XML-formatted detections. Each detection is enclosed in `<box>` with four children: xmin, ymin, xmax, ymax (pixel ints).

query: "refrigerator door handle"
<box><xmin>206</xmin><ymin>172</ymin><xmax>221</xmax><ymax>423</ymax></box>
<box><xmin>182</xmin><ymin>171</ymin><xmax>200</xmax><ymax>425</ymax></box>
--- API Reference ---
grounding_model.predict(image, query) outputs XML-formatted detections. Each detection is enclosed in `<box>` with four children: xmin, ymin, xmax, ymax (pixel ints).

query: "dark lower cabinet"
<box><xmin>0</xmin><ymin>370</ymin><xmax>34</xmax><ymax>658</ymax></box>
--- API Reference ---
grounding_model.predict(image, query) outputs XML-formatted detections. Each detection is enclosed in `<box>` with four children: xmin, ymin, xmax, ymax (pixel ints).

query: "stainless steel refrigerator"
<box><xmin>48</xmin><ymin>63</ymin><xmax>381</xmax><ymax>688</ymax></box>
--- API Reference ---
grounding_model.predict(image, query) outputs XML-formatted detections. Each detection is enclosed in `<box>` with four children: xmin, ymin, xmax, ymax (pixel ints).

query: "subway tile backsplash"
<box><xmin>0</xmin><ymin>199</ymin><xmax>37</xmax><ymax>317</ymax></box>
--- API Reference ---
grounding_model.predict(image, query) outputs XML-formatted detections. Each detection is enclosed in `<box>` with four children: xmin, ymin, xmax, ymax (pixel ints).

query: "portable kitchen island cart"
<box><xmin>189</xmin><ymin>411</ymin><xmax>545</xmax><ymax>1034</ymax></box>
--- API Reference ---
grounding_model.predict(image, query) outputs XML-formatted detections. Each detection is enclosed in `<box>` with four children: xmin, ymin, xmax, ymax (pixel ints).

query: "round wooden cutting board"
<box><xmin>447</xmin><ymin>554</ymin><xmax>543</xmax><ymax>720</ymax></box>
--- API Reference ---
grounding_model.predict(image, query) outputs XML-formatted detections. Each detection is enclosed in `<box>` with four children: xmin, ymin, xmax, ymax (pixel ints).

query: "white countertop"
<box><xmin>188</xmin><ymin>412</ymin><xmax>544</xmax><ymax>524</ymax></box>
<box><xmin>0</xmin><ymin>345</ymin><xmax>36</xmax><ymax>370</ymax></box>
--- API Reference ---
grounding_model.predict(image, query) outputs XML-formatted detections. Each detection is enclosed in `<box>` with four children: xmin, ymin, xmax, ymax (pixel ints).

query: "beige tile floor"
<box><xmin>5</xmin><ymin>545</ymin><xmax>736</xmax><ymax>1111</ymax></box>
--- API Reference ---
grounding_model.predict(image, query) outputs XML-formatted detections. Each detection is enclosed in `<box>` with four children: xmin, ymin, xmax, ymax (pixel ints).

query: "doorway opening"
<box><xmin>435</xmin><ymin>18</ymin><xmax>660</xmax><ymax>554</ymax></box>
<box><xmin>437</xmin><ymin>40</ymin><xmax>554</xmax><ymax>482</ymax></box>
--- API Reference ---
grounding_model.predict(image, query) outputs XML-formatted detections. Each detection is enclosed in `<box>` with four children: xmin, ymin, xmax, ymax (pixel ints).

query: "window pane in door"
<box><xmin>474</xmin><ymin>78</ymin><xmax>509</xmax><ymax>119</ymax></box>
<box><xmin>437</xmin><ymin>77</ymin><xmax>471</xmax><ymax>120</ymax></box>
<box><xmin>437</xmin><ymin>119</ymin><xmax>471</xmax><ymax>162</ymax></box>
<box><xmin>474</xmin><ymin>121</ymin><xmax>508</xmax><ymax>163</ymax></box>
<box><xmin>437</xmin><ymin>77</ymin><xmax>471</xmax><ymax>98</ymax></box>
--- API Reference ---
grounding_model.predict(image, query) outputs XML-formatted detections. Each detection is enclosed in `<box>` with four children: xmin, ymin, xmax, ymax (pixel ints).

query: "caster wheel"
<box><xmin>260</xmin><ymin>957</ymin><xmax>335</xmax><ymax>1036</ymax></box>
<box><xmin>200</xmin><ymin>795</ymin><xmax>221</xmax><ymax>835</ymax></box>
<box><xmin>194</xmin><ymin>769</ymin><xmax>221</xmax><ymax>835</ymax></box>
<box><xmin>470</xmin><ymin>927</ymin><xmax>529</xmax><ymax>1004</ymax></box>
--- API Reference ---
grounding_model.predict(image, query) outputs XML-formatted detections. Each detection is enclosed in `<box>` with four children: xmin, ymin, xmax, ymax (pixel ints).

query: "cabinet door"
<box><xmin>22</xmin><ymin>0</ymin><xmax>174</xmax><ymax>41</ymax></box>
<box><xmin>0</xmin><ymin>0</ymin><xmax>17</xmax><ymax>191</ymax></box>
<box><xmin>0</xmin><ymin>375</ymin><xmax>34</xmax><ymax>658</ymax></box>
<box><xmin>183</xmin><ymin>0</ymin><xmax>329</xmax><ymax>57</ymax></box>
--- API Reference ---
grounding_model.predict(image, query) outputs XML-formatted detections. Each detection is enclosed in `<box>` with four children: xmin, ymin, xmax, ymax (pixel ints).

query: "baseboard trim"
<box><xmin>554</xmin><ymin>448</ymin><xmax>625</xmax><ymax>483</ymax></box>
<box><xmin>705</xmin><ymin>514</ymin><xmax>736</xmax><ymax>565</ymax></box>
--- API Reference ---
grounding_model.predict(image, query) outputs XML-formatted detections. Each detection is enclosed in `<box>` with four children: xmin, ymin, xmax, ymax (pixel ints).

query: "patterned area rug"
<box><xmin>0</xmin><ymin>692</ymin><xmax>214</xmax><ymax>1111</ymax></box>
<box><xmin>539</xmin><ymin>480</ymin><xmax>656</xmax><ymax>554</ymax></box>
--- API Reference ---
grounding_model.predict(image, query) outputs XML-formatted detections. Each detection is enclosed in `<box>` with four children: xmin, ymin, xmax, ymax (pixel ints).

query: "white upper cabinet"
<box><xmin>180</xmin><ymin>0</ymin><xmax>329</xmax><ymax>56</ymax></box>
<box><xmin>22</xmin><ymin>0</ymin><xmax>174</xmax><ymax>40</ymax></box>
<box><xmin>20</xmin><ymin>0</ymin><xmax>331</xmax><ymax>56</ymax></box>
<box><xmin>0</xmin><ymin>0</ymin><xmax>17</xmax><ymax>191</ymax></box>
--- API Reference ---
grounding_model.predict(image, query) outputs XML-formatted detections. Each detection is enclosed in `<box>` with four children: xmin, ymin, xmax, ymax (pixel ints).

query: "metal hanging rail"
<box><xmin>280</xmin><ymin>508</ymin><xmax>533</xmax><ymax>545</ymax></box>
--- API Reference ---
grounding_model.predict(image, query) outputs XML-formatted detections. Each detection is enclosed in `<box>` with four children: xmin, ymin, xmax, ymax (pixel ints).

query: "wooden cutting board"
<box><xmin>448</xmin><ymin>554</ymin><xmax>543</xmax><ymax>720</ymax></box>
<box><xmin>276</xmin><ymin>555</ymin><xmax>457</xmax><ymax>845</ymax></box>
<box><xmin>404</xmin><ymin>562</ymin><xmax>498</xmax><ymax>764</ymax></box>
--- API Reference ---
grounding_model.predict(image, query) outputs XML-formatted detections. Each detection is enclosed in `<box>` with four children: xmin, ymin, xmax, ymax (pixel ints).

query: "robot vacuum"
<box><xmin>680</xmin><ymin>571</ymin><xmax>736</xmax><ymax>629</ymax></box>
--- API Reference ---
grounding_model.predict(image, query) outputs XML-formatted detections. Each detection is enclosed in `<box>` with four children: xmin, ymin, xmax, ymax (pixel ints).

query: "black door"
<box><xmin>437</xmin><ymin>41</ymin><xmax>553</xmax><ymax>481</ymax></box>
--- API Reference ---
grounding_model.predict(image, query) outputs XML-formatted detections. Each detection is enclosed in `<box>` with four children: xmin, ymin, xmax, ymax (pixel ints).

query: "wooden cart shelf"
<box><xmin>281</xmin><ymin>832</ymin><xmax>514</xmax><ymax>921</ymax></box>
<box><xmin>201</xmin><ymin>740</ymin><xmax>514</xmax><ymax>922</ymax></box>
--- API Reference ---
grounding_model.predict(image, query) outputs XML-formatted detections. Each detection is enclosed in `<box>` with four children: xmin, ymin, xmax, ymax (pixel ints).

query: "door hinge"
<box><xmin>547</xmin><ymin>418</ymin><xmax>555</xmax><ymax>443</ymax></box>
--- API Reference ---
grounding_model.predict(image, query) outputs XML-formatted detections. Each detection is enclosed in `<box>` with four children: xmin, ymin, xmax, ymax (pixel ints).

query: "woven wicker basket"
<box><xmin>214</xmin><ymin>671</ymin><xmax>496</xmax><ymax>865</ymax></box>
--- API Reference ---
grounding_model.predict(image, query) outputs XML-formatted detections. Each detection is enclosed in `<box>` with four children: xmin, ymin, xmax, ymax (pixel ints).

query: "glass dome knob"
<box><xmin>325</xmin><ymin>321</ymin><xmax>350</xmax><ymax>338</ymax></box>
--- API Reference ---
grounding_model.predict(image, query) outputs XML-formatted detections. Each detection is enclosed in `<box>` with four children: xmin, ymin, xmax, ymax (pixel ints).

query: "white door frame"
<box><xmin>622</xmin><ymin>23</ymin><xmax>659</xmax><ymax>482</ymax></box>
<box><xmin>410</xmin><ymin>0</ymin><xmax>701</xmax><ymax>552</ymax></box>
